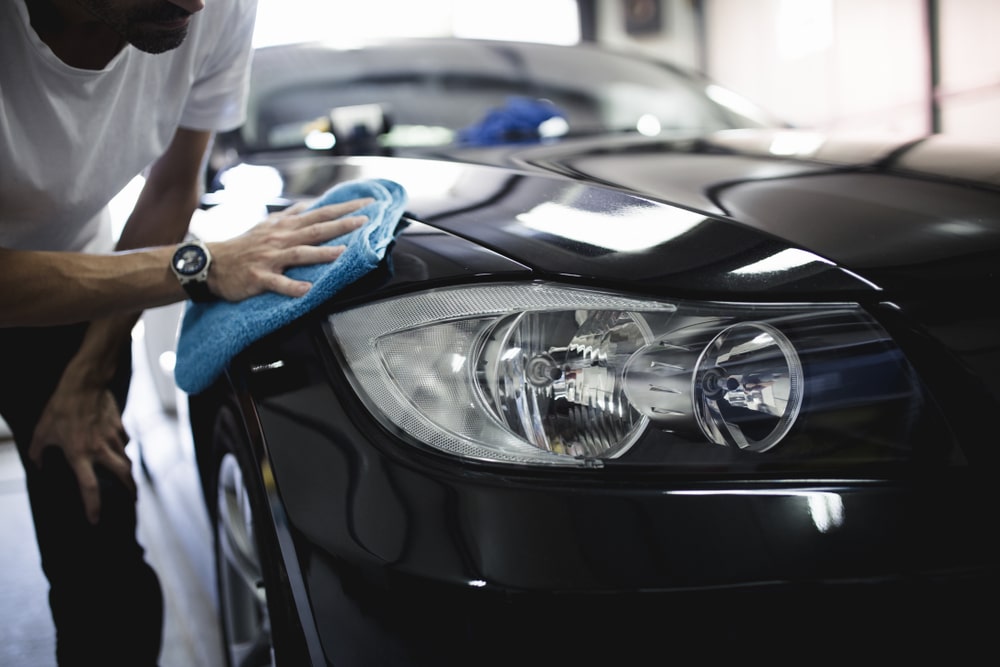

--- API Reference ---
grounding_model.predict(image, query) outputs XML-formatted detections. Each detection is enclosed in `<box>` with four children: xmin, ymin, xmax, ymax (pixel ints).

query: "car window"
<box><xmin>236</xmin><ymin>39</ymin><xmax>775</xmax><ymax>152</ymax></box>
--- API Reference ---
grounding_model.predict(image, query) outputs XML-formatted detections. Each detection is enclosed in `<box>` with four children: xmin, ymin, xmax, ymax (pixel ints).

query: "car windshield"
<box><xmin>238</xmin><ymin>38</ymin><xmax>777</xmax><ymax>151</ymax></box>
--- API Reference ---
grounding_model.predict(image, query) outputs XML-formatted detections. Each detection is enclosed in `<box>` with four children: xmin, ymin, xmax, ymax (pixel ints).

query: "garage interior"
<box><xmin>1</xmin><ymin>1</ymin><xmax>996</xmax><ymax>665</ymax></box>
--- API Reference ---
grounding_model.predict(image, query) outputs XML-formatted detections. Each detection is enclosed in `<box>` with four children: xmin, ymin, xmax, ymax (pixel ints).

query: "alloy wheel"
<box><xmin>216</xmin><ymin>452</ymin><xmax>274</xmax><ymax>667</ymax></box>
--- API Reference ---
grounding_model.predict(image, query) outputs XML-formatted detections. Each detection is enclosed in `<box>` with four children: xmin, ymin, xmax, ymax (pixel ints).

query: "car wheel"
<box><xmin>207</xmin><ymin>402</ymin><xmax>309</xmax><ymax>667</ymax></box>
<box><xmin>215</xmin><ymin>448</ymin><xmax>274</xmax><ymax>667</ymax></box>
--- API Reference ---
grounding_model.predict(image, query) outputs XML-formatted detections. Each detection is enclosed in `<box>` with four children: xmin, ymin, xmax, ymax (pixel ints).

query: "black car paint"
<box><xmin>191</xmin><ymin>132</ymin><xmax>999</xmax><ymax>662</ymax></box>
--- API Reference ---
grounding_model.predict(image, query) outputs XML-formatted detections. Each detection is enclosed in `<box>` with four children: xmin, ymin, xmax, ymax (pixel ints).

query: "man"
<box><xmin>0</xmin><ymin>1</ymin><xmax>370</xmax><ymax>664</ymax></box>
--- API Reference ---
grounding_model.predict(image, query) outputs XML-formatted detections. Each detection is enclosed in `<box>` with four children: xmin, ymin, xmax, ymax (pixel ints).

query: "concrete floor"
<box><xmin>0</xmin><ymin>339</ymin><xmax>224</xmax><ymax>667</ymax></box>
<box><xmin>0</xmin><ymin>439</ymin><xmax>54</xmax><ymax>667</ymax></box>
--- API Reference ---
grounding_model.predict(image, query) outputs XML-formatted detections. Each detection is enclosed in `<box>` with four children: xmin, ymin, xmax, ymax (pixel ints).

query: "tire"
<box><xmin>207</xmin><ymin>403</ymin><xmax>309</xmax><ymax>667</ymax></box>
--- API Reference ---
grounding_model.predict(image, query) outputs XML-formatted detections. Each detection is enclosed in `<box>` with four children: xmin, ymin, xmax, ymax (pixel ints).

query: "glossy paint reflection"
<box><xmin>669</xmin><ymin>488</ymin><xmax>846</xmax><ymax>534</ymax></box>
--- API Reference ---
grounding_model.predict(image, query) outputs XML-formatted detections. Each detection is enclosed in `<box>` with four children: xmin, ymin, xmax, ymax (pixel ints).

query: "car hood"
<box><xmin>221</xmin><ymin>129</ymin><xmax>999</xmax><ymax>301</ymax></box>
<box><xmin>486</xmin><ymin>130</ymin><xmax>1000</xmax><ymax>293</ymax></box>
<box><xmin>317</xmin><ymin>130</ymin><xmax>992</xmax><ymax>301</ymax></box>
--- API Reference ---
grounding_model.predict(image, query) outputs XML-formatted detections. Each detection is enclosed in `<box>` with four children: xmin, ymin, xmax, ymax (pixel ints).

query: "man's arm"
<box><xmin>24</xmin><ymin>127</ymin><xmax>214</xmax><ymax>523</ymax></box>
<box><xmin>21</xmin><ymin>126</ymin><xmax>371</xmax><ymax>523</ymax></box>
<box><xmin>0</xmin><ymin>131</ymin><xmax>372</xmax><ymax>328</ymax></box>
<box><xmin>118</xmin><ymin>126</ymin><xmax>213</xmax><ymax>253</ymax></box>
<box><xmin>70</xmin><ymin>127</ymin><xmax>215</xmax><ymax>375</ymax></box>
<box><xmin>0</xmin><ymin>246</ymin><xmax>181</xmax><ymax>327</ymax></box>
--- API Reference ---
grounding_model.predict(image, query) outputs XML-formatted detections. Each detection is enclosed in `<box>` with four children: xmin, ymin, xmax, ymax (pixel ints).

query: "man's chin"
<box><xmin>128</xmin><ymin>28</ymin><xmax>189</xmax><ymax>54</ymax></box>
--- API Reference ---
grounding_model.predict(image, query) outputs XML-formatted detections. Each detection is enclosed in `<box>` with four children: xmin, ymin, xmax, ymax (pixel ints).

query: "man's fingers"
<box><xmin>284</xmin><ymin>243</ymin><xmax>348</xmax><ymax>269</ymax></box>
<box><xmin>284</xmin><ymin>201</ymin><xmax>311</xmax><ymax>214</ymax></box>
<box><xmin>310</xmin><ymin>197</ymin><xmax>374</xmax><ymax>218</ymax></box>
<box><xmin>98</xmin><ymin>448</ymin><xmax>137</xmax><ymax>502</ymax></box>
<box><xmin>260</xmin><ymin>241</ymin><xmax>345</xmax><ymax>296</ymax></box>
<box><xmin>27</xmin><ymin>438</ymin><xmax>47</xmax><ymax>468</ymax></box>
<box><xmin>263</xmin><ymin>273</ymin><xmax>313</xmax><ymax>298</ymax></box>
<box><xmin>218</xmin><ymin>199</ymin><xmax>372</xmax><ymax>301</ymax></box>
<box><xmin>287</xmin><ymin>198</ymin><xmax>374</xmax><ymax>228</ymax></box>
<box><xmin>71</xmin><ymin>460</ymin><xmax>102</xmax><ymax>525</ymax></box>
<box><xmin>116</xmin><ymin>425</ymin><xmax>129</xmax><ymax>455</ymax></box>
<box><xmin>269</xmin><ymin>200</ymin><xmax>310</xmax><ymax>220</ymax></box>
<box><xmin>292</xmin><ymin>216</ymin><xmax>366</xmax><ymax>246</ymax></box>
<box><xmin>76</xmin><ymin>446</ymin><xmax>135</xmax><ymax>524</ymax></box>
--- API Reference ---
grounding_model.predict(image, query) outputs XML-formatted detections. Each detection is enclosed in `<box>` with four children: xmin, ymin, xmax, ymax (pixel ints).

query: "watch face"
<box><xmin>173</xmin><ymin>245</ymin><xmax>208</xmax><ymax>277</ymax></box>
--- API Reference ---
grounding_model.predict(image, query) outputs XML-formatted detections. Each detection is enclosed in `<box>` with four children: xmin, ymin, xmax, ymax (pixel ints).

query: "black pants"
<box><xmin>0</xmin><ymin>324</ymin><xmax>163</xmax><ymax>667</ymax></box>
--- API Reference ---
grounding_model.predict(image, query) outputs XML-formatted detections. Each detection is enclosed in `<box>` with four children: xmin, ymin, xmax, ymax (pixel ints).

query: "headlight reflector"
<box><xmin>485</xmin><ymin>309</ymin><xmax>650</xmax><ymax>458</ymax></box>
<box><xmin>692</xmin><ymin>322</ymin><xmax>803</xmax><ymax>452</ymax></box>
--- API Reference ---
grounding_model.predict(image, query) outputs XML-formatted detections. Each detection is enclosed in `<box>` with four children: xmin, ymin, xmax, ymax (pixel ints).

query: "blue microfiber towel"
<box><xmin>174</xmin><ymin>177</ymin><xmax>408</xmax><ymax>394</ymax></box>
<box><xmin>457</xmin><ymin>96</ymin><xmax>566</xmax><ymax>146</ymax></box>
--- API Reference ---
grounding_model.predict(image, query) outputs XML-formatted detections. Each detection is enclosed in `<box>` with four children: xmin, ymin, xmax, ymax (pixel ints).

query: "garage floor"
<box><xmin>0</xmin><ymin>342</ymin><xmax>224</xmax><ymax>667</ymax></box>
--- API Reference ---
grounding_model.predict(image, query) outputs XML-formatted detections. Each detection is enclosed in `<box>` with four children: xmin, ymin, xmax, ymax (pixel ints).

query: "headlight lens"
<box><xmin>692</xmin><ymin>322</ymin><xmax>803</xmax><ymax>453</ymax></box>
<box><xmin>327</xmin><ymin>283</ymin><xmax>934</xmax><ymax>469</ymax></box>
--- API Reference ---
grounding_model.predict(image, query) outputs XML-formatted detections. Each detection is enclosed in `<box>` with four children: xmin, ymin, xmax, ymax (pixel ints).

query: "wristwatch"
<box><xmin>170</xmin><ymin>240</ymin><xmax>216</xmax><ymax>302</ymax></box>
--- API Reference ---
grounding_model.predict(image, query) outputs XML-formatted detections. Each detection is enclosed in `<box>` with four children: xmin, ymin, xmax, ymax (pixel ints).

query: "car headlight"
<box><xmin>327</xmin><ymin>283</ymin><xmax>939</xmax><ymax>469</ymax></box>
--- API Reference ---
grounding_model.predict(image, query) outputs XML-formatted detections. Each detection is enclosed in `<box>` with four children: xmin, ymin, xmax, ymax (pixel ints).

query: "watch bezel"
<box><xmin>171</xmin><ymin>242</ymin><xmax>210</xmax><ymax>281</ymax></box>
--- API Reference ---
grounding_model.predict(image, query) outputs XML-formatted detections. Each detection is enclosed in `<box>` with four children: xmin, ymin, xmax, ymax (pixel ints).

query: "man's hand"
<box><xmin>208</xmin><ymin>197</ymin><xmax>373</xmax><ymax>302</ymax></box>
<box><xmin>28</xmin><ymin>370</ymin><xmax>134</xmax><ymax>525</ymax></box>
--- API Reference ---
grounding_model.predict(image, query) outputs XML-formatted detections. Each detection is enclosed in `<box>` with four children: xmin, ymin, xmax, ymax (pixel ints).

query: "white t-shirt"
<box><xmin>0</xmin><ymin>0</ymin><xmax>258</xmax><ymax>253</ymax></box>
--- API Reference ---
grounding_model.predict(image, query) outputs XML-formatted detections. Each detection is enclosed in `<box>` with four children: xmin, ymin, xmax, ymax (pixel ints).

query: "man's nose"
<box><xmin>171</xmin><ymin>1</ymin><xmax>206</xmax><ymax>15</ymax></box>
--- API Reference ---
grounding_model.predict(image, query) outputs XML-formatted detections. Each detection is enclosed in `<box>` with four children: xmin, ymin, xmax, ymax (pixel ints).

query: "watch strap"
<box><xmin>182</xmin><ymin>279</ymin><xmax>216</xmax><ymax>303</ymax></box>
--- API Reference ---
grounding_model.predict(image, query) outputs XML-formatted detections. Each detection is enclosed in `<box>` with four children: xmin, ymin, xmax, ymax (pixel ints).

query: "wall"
<box><xmin>595</xmin><ymin>0</ymin><xmax>1000</xmax><ymax>139</ymax></box>
<box><xmin>701</xmin><ymin>0</ymin><xmax>930</xmax><ymax>136</ymax></box>
<box><xmin>937</xmin><ymin>0</ymin><xmax>1000</xmax><ymax>138</ymax></box>
<box><xmin>594</xmin><ymin>0</ymin><xmax>702</xmax><ymax>68</ymax></box>
<box><xmin>252</xmin><ymin>0</ymin><xmax>581</xmax><ymax>47</ymax></box>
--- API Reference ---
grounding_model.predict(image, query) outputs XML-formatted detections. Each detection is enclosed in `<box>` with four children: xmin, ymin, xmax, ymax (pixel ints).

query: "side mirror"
<box><xmin>323</xmin><ymin>103</ymin><xmax>392</xmax><ymax>155</ymax></box>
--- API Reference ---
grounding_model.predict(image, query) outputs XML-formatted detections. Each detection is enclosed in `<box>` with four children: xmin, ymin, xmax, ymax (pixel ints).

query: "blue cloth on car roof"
<box><xmin>457</xmin><ymin>96</ymin><xmax>566</xmax><ymax>146</ymax></box>
<box><xmin>174</xmin><ymin>177</ymin><xmax>408</xmax><ymax>394</ymax></box>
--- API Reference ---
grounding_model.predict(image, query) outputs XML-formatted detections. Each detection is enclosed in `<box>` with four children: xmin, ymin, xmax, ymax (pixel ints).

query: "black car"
<box><xmin>176</xmin><ymin>38</ymin><xmax>997</xmax><ymax>665</ymax></box>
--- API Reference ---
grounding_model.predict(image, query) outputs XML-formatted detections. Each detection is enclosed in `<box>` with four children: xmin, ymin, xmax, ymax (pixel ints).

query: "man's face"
<box><xmin>73</xmin><ymin>1</ymin><xmax>206</xmax><ymax>54</ymax></box>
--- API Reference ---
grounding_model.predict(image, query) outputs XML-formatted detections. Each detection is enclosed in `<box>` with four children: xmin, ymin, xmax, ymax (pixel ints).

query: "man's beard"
<box><xmin>76</xmin><ymin>1</ymin><xmax>195</xmax><ymax>54</ymax></box>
